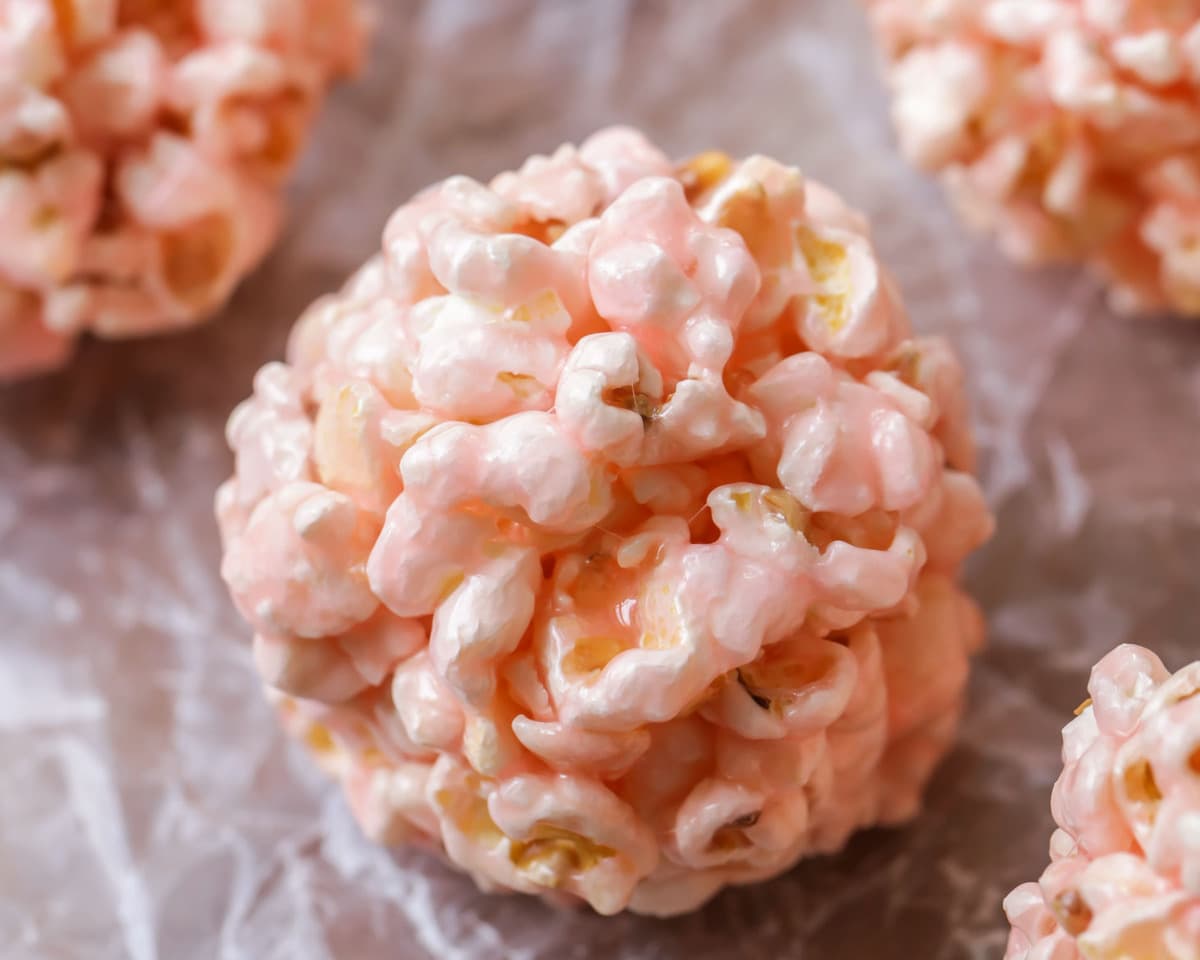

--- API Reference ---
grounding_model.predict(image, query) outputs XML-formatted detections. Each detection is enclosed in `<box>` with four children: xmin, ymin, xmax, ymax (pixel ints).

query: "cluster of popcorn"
<box><xmin>866</xmin><ymin>0</ymin><xmax>1200</xmax><ymax>316</ymax></box>
<box><xmin>0</xmin><ymin>0</ymin><xmax>367</xmax><ymax>380</ymax></box>
<box><xmin>217</xmin><ymin>127</ymin><xmax>995</xmax><ymax>916</ymax></box>
<box><xmin>1005</xmin><ymin>645</ymin><xmax>1200</xmax><ymax>959</ymax></box>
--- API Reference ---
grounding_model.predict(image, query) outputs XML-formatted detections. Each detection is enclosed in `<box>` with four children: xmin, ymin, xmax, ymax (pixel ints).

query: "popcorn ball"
<box><xmin>217</xmin><ymin>127</ymin><xmax>995</xmax><ymax>916</ymax></box>
<box><xmin>866</xmin><ymin>0</ymin><xmax>1200</xmax><ymax>316</ymax></box>
<box><xmin>0</xmin><ymin>0</ymin><xmax>367</xmax><ymax>380</ymax></box>
<box><xmin>1004</xmin><ymin>645</ymin><xmax>1200</xmax><ymax>959</ymax></box>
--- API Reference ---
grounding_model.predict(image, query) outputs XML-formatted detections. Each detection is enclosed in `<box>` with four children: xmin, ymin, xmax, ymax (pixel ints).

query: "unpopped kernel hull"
<box><xmin>0</xmin><ymin>0</ymin><xmax>368</xmax><ymax>379</ymax></box>
<box><xmin>218</xmin><ymin>127</ymin><xmax>995</xmax><ymax>916</ymax></box>
<box><xmin>866</xmin><ymin>0</ymin><xmax>1200</xmax><ymax>317</ymax></box>
<box><xmin>1004</xmin><ymin>645</ymin><xmax>1200</xmax><ymax>959</ymax></box>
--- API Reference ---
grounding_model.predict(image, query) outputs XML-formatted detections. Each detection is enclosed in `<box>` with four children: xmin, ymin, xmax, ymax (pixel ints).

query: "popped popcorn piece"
<box><xmin>1003</xmin><ymin>645</ymin><xmax>1200</xmax><ymax>960</ymax></box>
<box><xmin>0</xmin><ymin>0</ymin><xmax>368</xmax><ymax>379</ymax></box>
<box><xmin>218</xmin><ymin>129</ymin><xmax>995</xmax><ymax>915</ymax></box>
<box><xmin>221</xmin><ymin>481</ymin><xmax>379</xmax><ymax>640</ymax></box>
<box><xmin>867</xmin><ymin>0</ymin><xmax>1200</xmax><ymax>316</ymax></box>
<box><xmin>344</xmin><ymin>759</ymin><xmax>442</xmax><ymax>848</ymax></box>
<box><xmin>253</xmin><ymin>610</ymin><xmax>424</xmax><ymax>705</ymax></box>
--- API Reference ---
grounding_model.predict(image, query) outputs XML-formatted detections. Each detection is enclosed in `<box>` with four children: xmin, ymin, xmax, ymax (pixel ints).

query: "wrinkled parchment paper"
<box><xmin>3</xmin><ymin>2</ymin><xmax>1199</xmax><ymax>958</ymax></box>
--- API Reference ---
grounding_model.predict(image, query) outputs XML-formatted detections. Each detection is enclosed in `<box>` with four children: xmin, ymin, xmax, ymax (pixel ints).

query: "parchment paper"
<box><xmin>3</xmin><ymin>2</ymin><xmax>1199</xmax><ymax>958</ymax></box>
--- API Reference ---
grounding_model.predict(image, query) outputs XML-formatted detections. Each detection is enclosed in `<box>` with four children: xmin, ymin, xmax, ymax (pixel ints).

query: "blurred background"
<box><xmin>2</xmin><ymin>2</ymin><xmax>1199</xmax><ymax>958</ymax></box>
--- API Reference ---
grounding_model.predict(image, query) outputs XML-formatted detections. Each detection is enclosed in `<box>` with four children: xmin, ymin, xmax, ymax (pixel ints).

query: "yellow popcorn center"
<box><xmin>736</xmin><ymin>669</ymin><xmax>772</xmax><ymax>709</ymax></box>
<box><xmin>1050</xmin><ymin>889</ymin><xmax>1093</xmax><ymax>937</ymax></box>
<box><xmin>887</xmin><ymin>346</ymin><xmax>922</xmax><ymax>386</ymax></box>
<box><xmin>360</xmin><ymin>747</ymin><xmax>388</xmax><ymax>768</ymax></box>
<box><xmin>638</xmin><ymin>583</ymin><xmax>678</xmax><ymax>650</ymax></box>
<box><xmin>480</xmin><ymin>538</ymin><xmax>510</xmax><ymax>559</ymax></box>
<box><xmin>808</xmin><ymin>509</ymin><xmax>898</xmax><ymax>552</ymax></box>
<box><xmin>508</xmin><ymin>824</ymin><xmax>616</xmax><ymax>887</ymax></box>
<box><xmin>711</xmin><ymin>825</ymin><xmax>754</xmax><ymax>853</ymax></box>
<box><xmin>305</xmin><ymin>722</ymin><xmax>336</xmax><ymax>754</ymax></box>
<box><xmin>775</xmin><ymin>651</ymin><xmax>840</xmax><ymax>688</ymax></box>
<box><xmin>315</xmin><ymin>384</ymin><xmax>379</xmax><ymax>497</ymax></box>
<box><xmin>730</xmin><ymin>488</ymin><xmax>808</xmax><ymax>532</ymax></box>
<box><xmin>762</xmin><ymin>489</ymin><xmax>808</xmax><ymax>532</ymax></box>
<box><xmin>261</xmin><ymin>110</ymin><xmax>303</xmax><ymax>171</ymax></box>
<box><xmin>3</xmin><ymin>138</ymin><xmax>58</xmax><ymax>170</ymax></box>
<box><xmin>715</xmin><ymin>182</ymin><xmax>773</xmax><ymax>261</ymax></box>
<box><xmin>32</xmin><ymin>206</ymin><xmax>60</xmax><ymax>231</ymax></box>
<box><xmin>496</xmin><ymin>371</ymin><xmax>544</xmax><ymax>399</ymax></box>
<box><xmin>797</xmin><ymin>227</ymin><xmax>851</xmax><ymax>332</ymax></box>
<box><xmin>675</xmin><ymin>680</ymin><xmax>721</xmax><ymax>718</ymax></box>
<box><xmin>435</xmin><ymin>778</ymin><xmax>505</xmax><ymax>847</ymax></box>
<box><xmin>1015</xmin><ymin>128</ymin><xmax>1062</xmax><ymax>198</ymax></box>
<box><xmin>508</xmin><ymin>289</ymin><xmax>564</xmax><ymax>325</ymax></box>
<box><xmin>463</xmin><ymin>716</ymin><xmax>502</xmax><ymax>776</ymax></box>
<box><xmin>586</xmin><ymin>472</ymin><xmax>609</xmax><ymax>510</ymax></box>
<box><xmin>562</xmin><ymin>635</ymin><xmax>625</xmax><ymax>675</ymax></box>
<box><xmin>603</xmin><ymin>384</ymin><xmax>658</xmax><ymax>422</ymax></box>
<box><xmin>161</xmin><ymin>213</ymin><xmax>235</xmax><ymax>309</ymax></box>
<box><xmin>230</xmin><ymin>92</ymin><xmax>307</xmax><ymax>173</ymax></box>
<box><xmin>679</xmin><ymin>150</ymin><xmax>733</xmax><ymax>202</ymax></box>
<box><xmin>572</xmin><ymin>554</ymin><xmax>618</xmax><ymax>606</ymax></box>
<box><xmin>25</xmin><ymin>204</ymin><xmax>74</xmax><ymax>282</ymax></box>
<box><xmin>737</xmin><ymin>642</ymin><xmax>845</xmax><ymax>716</ymax></box>
<box><xmin>436</xmin><ymin>570</ymin><xmax>465</xmax><ymax>604</ymax></box>
<box><xmin>639</xmin><ymin>631</ymin><xmax>676</xmax><ymax>651</ymax></box>
<box><xmin>1122</xmin><ymin>758</ymin><xmax>1162</xmax><ymax>805</ymax></box>
<box><xmin>1074</xmin><ymin>697</ymin><xmax>1093</xmax><ymax>716</ymax></box>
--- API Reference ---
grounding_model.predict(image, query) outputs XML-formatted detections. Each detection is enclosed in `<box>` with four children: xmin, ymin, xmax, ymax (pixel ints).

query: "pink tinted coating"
<box><xmin>0</xmin><ymin>0</ymin><xmax>367</xmax><ymax>379</ymax></box>
<box><xmin>867</xmin><ymin>0</ymin><xmax>1200</xmax><ymax>317</ymax></box>
<box><xmin>218</xmin><ymin>128</ymin><xmax>995</xmax><ymax>915</ymax></box>
<box><xmin>1004</xmin><ymin>644</ymin><xmax>1200</xmax><ymax>960</ymax></box>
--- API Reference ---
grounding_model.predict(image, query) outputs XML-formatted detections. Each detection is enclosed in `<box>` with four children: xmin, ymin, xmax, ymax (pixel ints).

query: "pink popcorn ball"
<box><xmin>0</xmin><ymin>0</ymin><xmax>368</xmax><ymax>380</ymax></box>
<box><xmin>1004</xmin><ymin>645</ymin><xmax>1200</xmax><ymax>959</ymax></box>
<box><xmin>217</xmin><ymin>128</ymin><xmax>996</xmax><ymax>916</ymax></box>
<box><xmin>866</xmin><ymin>0</ymin><xmax>1200</xmax><ymax>316</ymax></box>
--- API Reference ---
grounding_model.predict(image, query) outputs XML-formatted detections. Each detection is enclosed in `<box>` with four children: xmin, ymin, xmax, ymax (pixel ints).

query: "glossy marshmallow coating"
<box><xmin>867</xmin><ymin>0</ymin><xmax>1200</xmax><ymax>317</ymax></box>
<box><xmin>1005</xmin><ymin>645</ymin><xmax>1200</xmax><ymax>959</ymax></box>
<box><xmin>0</xmin><ymin>0</ymin><xmax>367</xmax><ymax>379</ymax></box>
<box><xmin>217</xmin><ymin>128</ymin><xmax>995</xmax><ymax>916</ymax></box>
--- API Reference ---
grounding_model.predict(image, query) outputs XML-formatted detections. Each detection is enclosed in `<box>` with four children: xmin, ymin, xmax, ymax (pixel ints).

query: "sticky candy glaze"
<box><xmin>217</xmin><ymin>128</ymin><xmax>995</xmax><ymax>916</ymax></box>
<box><xmin>1005</xmin><ymin>645</ymin><xmax>1200</xmax><ymax>959</ymax></box>
<box><xmin>867</xmin><ymin>0</ymin><xmax>1200</xmax><ymax>316</ymax></box>
<box><xmin>0</xmin><ymin>0</ymin><xmax>367</xmax><ymax>379</ymax></box>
